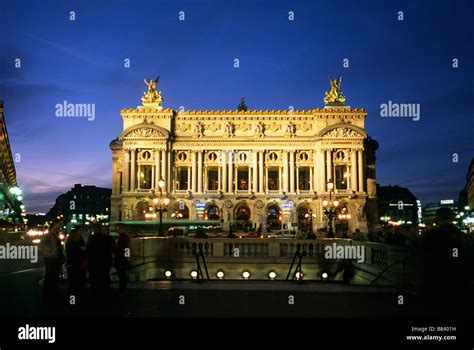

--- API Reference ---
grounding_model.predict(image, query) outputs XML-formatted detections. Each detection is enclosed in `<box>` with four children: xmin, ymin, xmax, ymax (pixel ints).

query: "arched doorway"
<box><xmin>297</xmin><ymin>205</ymin><xmax>311</xmax><ymax>233</ymax></box>
<box><xmin>171</xmin><ymin>201</ymin><xmax>189</xmax><ymax>219</ymax></box>
<box><xmin>136</xmin><ymin>201</ymin><xmax>150</xmax><ymax>221</ymax></box>
<box><xmin>205</xmin><ymin>204</ymin><xmax>220</xmax><ymax>220</ymax></box>
<box><xmin>234</xmin><ymin>204</ymin><xmax>251</xmax><ymax>231</ymax></box>
<box><xmin>266</xmin><ymin>204</ymin><xmax>281</xmax><ymax>231</ymax></box>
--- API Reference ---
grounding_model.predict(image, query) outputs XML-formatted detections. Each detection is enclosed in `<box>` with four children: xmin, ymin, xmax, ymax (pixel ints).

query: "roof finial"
<box><xmin>237</xmin><ymin>96</ymin><xmax>248</xmax><ymax>111</ymax></box>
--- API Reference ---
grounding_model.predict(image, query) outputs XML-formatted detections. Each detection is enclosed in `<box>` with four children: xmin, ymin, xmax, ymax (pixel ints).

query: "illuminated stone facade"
<box><xmin>110</xmin><ymin>81</ymin><xmax>379</xmax><ymax>233</ymax></box>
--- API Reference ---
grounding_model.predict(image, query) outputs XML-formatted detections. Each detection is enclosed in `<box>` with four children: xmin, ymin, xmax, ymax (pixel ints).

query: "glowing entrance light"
<box><xmin>242</xmin><ymin>271</ymin><xmax>250</xmax><ymax>280</ymax></box>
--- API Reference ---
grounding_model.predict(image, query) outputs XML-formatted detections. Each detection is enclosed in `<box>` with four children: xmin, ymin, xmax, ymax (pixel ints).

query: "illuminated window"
<box><xmin>139</xmin><ymin>165</ymin><xmax>153</xmax><ymax>189</ymax></box>
<box><xmin>298</xmin><ymin>167</ymin><xmax>310</xmax><ymax>190</ymax></box>
<box><xmin>268</xmin><ymin>169</ymin><xmax>279</xmax><ymax>190</ymax></box>
<box><xmin>237</xmin><ymin>168</ymin><xmax>249</xmax><ymax>190</ymax></box>
<box><xmin>207</xmin><ymin>168</ymin><xmax>219</xmax><ymax>190</ymax></box>
<box><xmin>177</xmin><ymin>168</ymin><xmax>188</xmax><ymax>190</ymax></box>
<box><xmin>335</xmin><ymin>165</ymin><xmax>349</xmax><ymax>190</ymax></box>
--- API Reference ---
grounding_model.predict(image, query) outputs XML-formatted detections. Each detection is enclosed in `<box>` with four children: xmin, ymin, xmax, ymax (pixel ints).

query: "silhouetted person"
<box><xmin>420</xmin><ymin>208</ymin><xmax>468</xmax><ymax>317</ymax></box>
<box><xmin>353</xmin><ymin>229</ymin><xmax>368</xmax><ymax>242</ymax></box>
<box><xmin>227</xmin><ymin>225</ymin><xmax>236</xmax><ymax>239</ymax></box>
<box><xmin>65</xmin><ymin>229</ymin><xmax>87</xmax><ymax>296</ymax></box>
<box><xmin>114</xmin><ymin>224</ymin><xmax>130</xmax><ymax>294</ymax></box>
<box><xmin>86</xmin><ymin>224</ymin><xmax>115</xmax><ymax>296</ymax></box>
<box><xmin>194</xmin><ymin>226</ymin><xmax>208</xmax><ymax>239</ymax></box>
<box><xmin>40</xmin><ymin>219</ymin><xmax>65</xmax><ymax>303</ymax></box>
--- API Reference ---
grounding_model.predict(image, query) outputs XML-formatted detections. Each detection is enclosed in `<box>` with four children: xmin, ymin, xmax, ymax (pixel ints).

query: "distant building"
<box><xmin>0</xmin><ymin>101</ymin><xmax>23</xmax><ymax>225</ymax></box>
<box><xmin>46</xmin><ymin>184</ymin><xmax>111</xmax><ymax>230</ymax></box>
<box><xmin>24</xmin><ymin>213</ymin><xmax>47</xmax><ymax>229</ymax></box>
<box><xmin>377</xmin><ymin>185</ymin><xmax>418</xmax><ymax>226</ymax></box>
<box><xmin>422</xmin><ymin>200</ymin><xmax>459</xmax><ymax>226</ymax></box>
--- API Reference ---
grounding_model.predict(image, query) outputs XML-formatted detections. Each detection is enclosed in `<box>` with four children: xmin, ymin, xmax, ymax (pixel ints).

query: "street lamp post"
<box><xmin>153</xmin><ymin>179</ymin><xmax>170</xmax><ymax>237</ymax></box>
<box><xmin>323</xmin><ymin>180</ymin><xmax>339</xmax><ymax>238</ymax></box>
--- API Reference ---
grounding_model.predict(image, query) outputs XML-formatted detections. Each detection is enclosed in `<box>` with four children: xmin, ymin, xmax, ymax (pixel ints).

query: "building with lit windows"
<box><xmin>46</xmin><ymin>184</ymin><xmax>111</xmax><ymax>230</ymax></box>
<box><xmin>110</xmin><ymin>78</ymin><xmax>379</xmax><ymax>233</ymax></box>
<box><xmin>0</xmin><ymin>101</ymin><xmax>24</xmax><ymax>225</ymax></box>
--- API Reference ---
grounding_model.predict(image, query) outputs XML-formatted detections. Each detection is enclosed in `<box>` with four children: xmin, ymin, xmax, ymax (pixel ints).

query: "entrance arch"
<box><xmin>171</xmin><ymin>201</ymin><xmax>189</xmax><ymax>219</ymax></box>
<box><xmin>266</xmin><ymin>204</ymin><xmax>281</xmax><ymax>231</ymax></box>
<box><xmin>205</xmin><ymin>204</ymin><xmax>220</xmax><ymax>220</ymax></box>
<box><xmin>297</xmin><ymin>205</ymin><xmax>311</xmax><ymax>233</ymax></box>
<box><xmin>136</xmin><ymin>201</ymin><xmax>150</xmax><ymax>221</ymax></box>
<box><xmin>234</xmin><ymin>203</ymin><xmax>251</xmax><ymax>231</ymax></box>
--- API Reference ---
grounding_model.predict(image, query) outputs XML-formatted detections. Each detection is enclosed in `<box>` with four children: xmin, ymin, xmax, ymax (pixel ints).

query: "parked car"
<box><xmin>166</xmin><ymin>226</ymin><xmax>190</xmax><ymax>238</ymax></box>
<box><xmin>261</xmin><ymin>229</ymin><xmax>296</xmax><ymax>239</ymax></box>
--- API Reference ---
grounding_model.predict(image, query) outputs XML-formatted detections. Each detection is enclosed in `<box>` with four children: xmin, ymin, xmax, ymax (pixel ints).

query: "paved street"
<box><xmin>0</xmin><ymin>260</ymin><xmax>452</xmax><ymax>319</ymax></box>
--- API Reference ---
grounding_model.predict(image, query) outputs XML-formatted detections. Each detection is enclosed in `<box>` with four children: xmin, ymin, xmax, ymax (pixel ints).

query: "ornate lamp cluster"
<box><xmin>322</xmin><ymin>180</ymin><xmax>339</xmax><ymax>238</ymax></box>
<box><xmin>148</xmin><ymin>179</ymin><xmax>169</xmax><ymax>236</ymax></box>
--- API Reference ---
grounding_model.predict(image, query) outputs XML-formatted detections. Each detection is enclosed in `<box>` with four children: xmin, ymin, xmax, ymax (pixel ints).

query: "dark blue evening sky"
<box><xmin>0</xmin><ymin>0</ymin><xmax>472</xmax><ymax>212</ymax></box>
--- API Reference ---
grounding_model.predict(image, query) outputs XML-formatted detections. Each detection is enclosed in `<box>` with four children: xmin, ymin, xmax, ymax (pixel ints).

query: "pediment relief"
<box><xmin>122</xmin><ymin>126</ymin><xmax>169</xmax><ymax>139</ymax></box>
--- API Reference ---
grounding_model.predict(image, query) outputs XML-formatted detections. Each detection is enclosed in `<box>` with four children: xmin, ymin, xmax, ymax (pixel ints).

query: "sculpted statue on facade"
<box><xmin>324</xmin><ymin>76</ymin><xmax>346</xmax><ymax>106</ymax></box>
<box><xmin>142</xmin><ymin>77</ymin><xmax>163</xmax><ymax>106</ymax></box>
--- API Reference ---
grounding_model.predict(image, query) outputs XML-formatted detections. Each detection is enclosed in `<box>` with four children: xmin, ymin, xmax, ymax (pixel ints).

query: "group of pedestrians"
<box><xmin>40</xmin><ymin>221</ymin><xmax>130</xmax><ymax>303</ymax></box>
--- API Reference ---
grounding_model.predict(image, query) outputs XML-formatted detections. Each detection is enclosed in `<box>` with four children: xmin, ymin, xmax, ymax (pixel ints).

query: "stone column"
<box><xmin>151</xmin><ymin>164</ymin><xmax>155</xmax><ymax>190</ymax></box>
<box><xmin>252</xmin><ymin>151</ymin><xmax>258</xmax><ymax>193</ymax></box>
<box><xmin>247</xmin><ymin>166</ymin><xmax>252</xmax><ymax>193</ymax></box>
<box><xmin>191</xmin><ymin>151</ymin><xmax>197</xmax><ymax>193</ymax></box>
<box><xmin>309</xmin><ymin>167</ymin><xmax>313</xmax><ymax>192</ymax></box>
<box><xmin>137</xmin><ymin>165</ymin><xmax>141</xmax><ymax>190</ymax></box>
<box><xmin>351</xmin><ymin>149</ymin><xmax>357</xmax><ymax>192</ymax></box>
<box><xmin>318</xmin><ymin>149</ymin><xmax>326</xmax><ymax>193</ymax></box>
<box><xmin>228</xmin><ymin>151</ymin><xmax>233</xmax><ymax>192</ymax></box>
<box><xmin>279</xmin><ymin>166</ymin><xmax>283</xmax><ymax>193</ymax></box>
<box><xmin>326</xmin><ymin>149</ymin><xmax>332</xmax><ymax>190</ymax></box>
<box><xmin>123</xmin><ymin>150</ymin><xmax>130</xmax><ymax>192</ymax></box>
<box><xmin>197</xmin><ymin>151</ymin><xmax>203</xmax><ymax>193</ymax></box>
<box><xmin>296</xmin><ymin>166</ymin><xmax>300</xmax><ymax>193</ymax></box>
<box><xmin>161</xmin><ymin>149</ymin><xmax>166</xmax><ymax>182</ymax></box>
<box><xmin>259</xmin><ymin>151</ymin><xmax>264</xmax><ymax>193</ymax></box>
<box><xmin>283</xmin><ymin>152</ymin><xmax>289</xmax><ymax>193</ymax></box>
<box><xmin>155</xmin><ymin>149</ymin><xmax>161</xmax><ymax>190</ymax></box>
<box><xmin>221</xmin><ymin>151</ymin><xmax>227</xmax><ymax>192</ymax></box>
<box><xmin>289</xmin><ymin>151</ymin><xmax>295</xmax><ymax>193</ymax></box>
<box><xmin>313</xmin><ymin>150</ymin><xmax>318</xmax><ymax>193</ymax></box>
<box><xmin>187</xmin><ymin>166</ymin><xmax>191</xmax><ymax>191</ymax></box>
<box><xmin>358</xmin><ymin>149</ymin><xmax>364</xmax><ymax>192</ymax></box>
<box><xmin>130</xmin><ymin>149</ymin><xmax>136</xmax><ymax>191</ymax></box>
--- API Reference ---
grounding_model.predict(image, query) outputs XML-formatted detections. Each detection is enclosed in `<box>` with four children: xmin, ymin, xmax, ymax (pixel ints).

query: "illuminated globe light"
<box><xmin>164</xmin><ymin>270</ymin><xmax>172</xmax><ymax>278</ymax></box>
<box><xmin>17</xmin><ymin>196</ymin><xmax>23</xmax><ymax>201</ymax></box>
<box><xmin>465</xmin><ymin>206</ymin><xmax>470</xmax><ymax>210</ymax></box>
<box><xmin>295</xmin><ymin>271</ymin><xmax>304</xmax><ymax>280</ymax></box>
<box><xmin>321</xmin><ymin>272</ymin><xmax>329</xmax><ymax>280</ymax></box>
<box><xmin>190</xmin><ymin>270</ymin><xmax>198</xmax><ymax>279</ymax></box>
<box><xmin>9</xmin><ymin>187</ymin><xmax>22</xmax><ymax>196</ymax></box>
<box><xmin>216</xmin><ymin>270</ymin><xmax>225</xmax><ymax>279</ymax></box>
<box><xmin>268</xmin><ymin>271</ymin><xmax>277</xmax><ymax>280</ymax></box>
<box><xmin>242</xmin><ymin>271</ymin><xmax>250</xmax><ymax>280</ymax></box>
